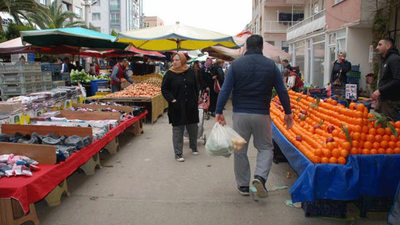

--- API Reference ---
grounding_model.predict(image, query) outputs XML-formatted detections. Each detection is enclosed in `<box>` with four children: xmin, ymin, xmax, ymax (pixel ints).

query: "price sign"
<box><xmin>345</xmin><ymin>84</ymin><xmax>358</xmax><ymax>100</ymax></box>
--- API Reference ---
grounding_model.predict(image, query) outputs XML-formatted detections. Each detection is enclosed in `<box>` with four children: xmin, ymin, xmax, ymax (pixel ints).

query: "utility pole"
<box><xmin>82</xmin><ymin>0</ymin><xmax>98</xmax><ymax>28</ymax></box>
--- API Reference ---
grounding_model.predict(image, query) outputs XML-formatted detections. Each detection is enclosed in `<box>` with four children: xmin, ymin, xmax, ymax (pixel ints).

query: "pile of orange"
<box><xmin>271</xmin><ymin>90</ymin><xmax>400</xmax><ymax>165</ymax></box>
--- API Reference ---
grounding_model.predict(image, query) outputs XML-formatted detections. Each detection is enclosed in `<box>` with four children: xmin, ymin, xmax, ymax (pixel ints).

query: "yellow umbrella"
<box><xmin>116</xmin><ymin>22</ymin><xmax>240</xmax><ymax>51</ymax></box>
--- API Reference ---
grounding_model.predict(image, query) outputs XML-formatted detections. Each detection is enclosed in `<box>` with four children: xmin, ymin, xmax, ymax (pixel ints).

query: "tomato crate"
<box><xmin>302</xmin><ymin>199</ymin><xmax>347</xmax><ymax>218</ymax></box>
<box><xmin>355</xmin><ymin>195</ymin><xmax>394</xmax><ymax>218</ymax></box>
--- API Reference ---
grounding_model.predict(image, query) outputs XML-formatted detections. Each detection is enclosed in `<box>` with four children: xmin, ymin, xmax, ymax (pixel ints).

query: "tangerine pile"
<box><xmin>271</xmin><ymin>90</ymin><xmax>400</xmax><ymax>165</ymax></box>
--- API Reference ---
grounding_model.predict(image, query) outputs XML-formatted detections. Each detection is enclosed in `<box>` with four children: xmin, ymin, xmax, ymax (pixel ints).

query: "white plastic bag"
<box><xmin>206</xmin><ymin>123</ymin><xmax>247</xmax><ymax>157</ymax></box>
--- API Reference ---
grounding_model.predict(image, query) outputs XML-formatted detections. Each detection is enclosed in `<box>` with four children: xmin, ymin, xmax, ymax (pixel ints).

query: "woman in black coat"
<box><xmin>330</xmin><ymin>51</ymin><xmax>352</xmax><ymax>86</ymax></box>
<box><xmin>161</xmin><ymin>52</ymin><xmax>199</xmax><ymax>162</ymax></box>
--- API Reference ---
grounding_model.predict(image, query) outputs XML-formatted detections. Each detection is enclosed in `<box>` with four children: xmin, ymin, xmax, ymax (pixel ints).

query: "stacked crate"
<box><xmin>0</xmin><ymin>63</ymin><xmax>43</xmax><ymax>100</ymax></box>
<box><xmin>41</xmin><ymin>63</ymin><xmax>61</xmax><ymax>90</ymax></box>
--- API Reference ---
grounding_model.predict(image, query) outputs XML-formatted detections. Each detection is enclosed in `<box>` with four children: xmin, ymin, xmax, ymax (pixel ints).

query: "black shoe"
<box><xmin>237</xmin><ymin>186</ymin><xmax>250</xmax><ymax>196</ymax></box>
<box><xmin>252</xmin><ymin>175</ymin><xmax>268</xmax><ymax>198</ymax></box>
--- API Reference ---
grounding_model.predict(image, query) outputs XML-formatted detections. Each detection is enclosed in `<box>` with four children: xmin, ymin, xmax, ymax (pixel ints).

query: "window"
<box><xmin>311</xmin><ymin>0</ymin><xmax>319</xmax><ymax>15</ymax></box>
<box><xmin>110</xmin><ymin>0</ymin><xmax>120</xmax><ymax>10</ymax></box>
<box><xmin>110</xmin><ymin>13</ymin><xmax>120</xmax><ymax>25</ymax></box>
<box><xmin>266</xmin><ymin>41</ymin><xmax>275</xmax><ymax>46</ymax></box>
<box><xmin>92</xmin><ymin>13</ymin><xmax>101</xmax><ymax>21</ymax></box>
<box><xmin>74</xmin><ymin>7</ymin><xmax>82</xmax><ymax>18</ymax></box>
<box><xmin>40</xmin><ymin>0</ymin><xmax>46</xmax><ymax>5</ymax></box>
<box><xmin>282</xmin><ymin>41</ymin><xmax>288</xmax><ymax>53</ymax></box>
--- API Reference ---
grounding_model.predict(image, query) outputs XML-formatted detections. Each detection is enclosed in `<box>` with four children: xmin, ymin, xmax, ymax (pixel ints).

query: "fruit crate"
<box><xmin>355</xmin><ymin>195</ymin><xmax>394</xmax><ymax>218</ymax></box>
<box><xmin>302</xmin><ymin>199</ymin><xmax>347</xmax><ymax>218</ymax></box>
<box><xmin>0</xmin><ymin>71</ymin><xmax>42</xmax><ymax>84</ymax></box>
<box><xmin>0</xmin><ymin>83</ymin><xmax>35</xmax><ymax>96</ymax></box>
<box><xmin>42</xmin><ymin>71</ymin><xmax>52</xmax><ymax>82</ymax></box>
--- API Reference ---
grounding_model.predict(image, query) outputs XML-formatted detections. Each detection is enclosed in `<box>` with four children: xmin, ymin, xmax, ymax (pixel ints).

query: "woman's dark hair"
<box><xmin>246</xmin><ymin>35</ymin><xmax>263</xmax><ymax>51</ymax></box>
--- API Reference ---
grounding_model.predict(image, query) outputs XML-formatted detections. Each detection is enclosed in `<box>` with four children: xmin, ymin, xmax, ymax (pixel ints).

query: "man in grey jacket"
<box><xmin>215</xmin><ymin>35</ymin><xmax>293</xmax><ymax>198</ymax></box>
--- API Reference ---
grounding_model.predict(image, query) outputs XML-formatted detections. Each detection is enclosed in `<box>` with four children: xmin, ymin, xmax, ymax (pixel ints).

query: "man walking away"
<box><xmin>215</xmin><ymin>35</ymin><xmax>293</xmax><ymax>198</ymax></box>
<box><xmin>372</xmin><ymin>37</ymin><xmax>400</xmax><ymax>121</ymax></box>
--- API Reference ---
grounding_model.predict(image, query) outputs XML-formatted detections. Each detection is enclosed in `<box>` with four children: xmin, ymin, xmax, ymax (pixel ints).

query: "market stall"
<box><xmin>271</xmin><ymin>90</ymin><xmax>400</xmax><ymax>217</ymax></box>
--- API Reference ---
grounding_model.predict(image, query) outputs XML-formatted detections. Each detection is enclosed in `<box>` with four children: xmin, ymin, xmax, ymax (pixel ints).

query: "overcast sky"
<box><xmin>143</xmin><ymin>0</ymin><xmax>252</xmax><ymax>36</ymax></box>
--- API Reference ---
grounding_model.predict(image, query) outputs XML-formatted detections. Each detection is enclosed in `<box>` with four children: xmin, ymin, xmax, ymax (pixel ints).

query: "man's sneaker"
<box><xmin>237</xmin><ymin>186</ymin><xmax>250</xmax><ymax>196</ymax></box>
<box><xmin>175</xmin><ymin>155</ymin><xmax>185</xmax><ymax>162</ymax></box>
<box><xmin>192</xmin><ymin>150</ymin><xmax>199</xmax><ymax>155</ymax></box>
<box><xmin>252</xmin><ymin>175</ymin><xmax>268</xmax><ymax>198</ymax></box>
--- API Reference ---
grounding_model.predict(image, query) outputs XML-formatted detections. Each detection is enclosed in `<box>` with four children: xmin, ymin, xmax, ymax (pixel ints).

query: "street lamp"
<box><xmin>82</xmin><ymin>0</ymin><xmax>98</xmax><ymax>27</ymax></box>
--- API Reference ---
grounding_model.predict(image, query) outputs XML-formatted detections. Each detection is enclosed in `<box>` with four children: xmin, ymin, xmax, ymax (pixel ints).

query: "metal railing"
<box><xmin>287</xmin><ymin>10</ymin><xmax>325</xmax><ymax>32</ymax></box>
<box><xmin>263</xmin><ymin>21</ymin><xmax>301</xmax><ymax>33</ymax></box>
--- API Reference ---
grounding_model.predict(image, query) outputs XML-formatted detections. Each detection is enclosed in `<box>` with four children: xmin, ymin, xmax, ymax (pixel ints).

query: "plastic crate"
<box><xmin>347</xmin><ymin>77</ymin><xmax>360</xmax><ymax>85</ymax></box>
<box><xmin>347</xmin><ymin>71</ymin><xmax>361</xmax><ymax>78</ymax></box>
<box><xmin>355</xmin><ymin>195</ymin><xmax>394</xmax><ymax>218</ymax></box>
<box><xmin>352</xmin><ymin>64</ymin><xmax>360</xmax><ymax>72</ymax></box>
<box><xmin>42</xmin><ymin>71</ymin><xmax>52</xmax><ymax>82</ymax></box>
<box><xmin>52</xmin><ymin>64</ymin><xmax>61</xmax><ymax>72</ymax></box>
<box><xmin>61</xmin><ymin>72</ymin><xmax>70</xmax><ymax>82</ymax></box>
<box><xmin>331</xmin><ymin>86</ymin><xmax>345</xmax><ymax>96</ymax></box>
<box><xmin>34</xmin><ymin>83</ymin><xmax>43</xmax><ymax>92</ymax></box>
<box><xmin>41</xmin><ymin>63</ymin><xmax>52</xmax><ymax>71</ymax></box>
<box><xmin>302</xmin><ymin>199</ymin><xmax>347</xmax><ymax>218</ymax></box>
<box><xmin>272</xmin><ymin>139</ymin><xmax>288</xmax><ymax>164</ymax></box>
<box><xmin>0</xmin><ymin>83</ymin><xmax>35</xmax><ymax>95</ymax></box>
<box><xmin>43</xmin><ymin>82</ymin><xmax>53</xmax><ymax>91</ymax></box>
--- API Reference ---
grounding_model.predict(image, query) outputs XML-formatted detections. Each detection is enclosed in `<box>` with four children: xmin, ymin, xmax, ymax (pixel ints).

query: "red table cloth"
<box><xmin>0</xmin><ymin>112</ymin><xmax>147</xmax><ymax>214</ymax></box>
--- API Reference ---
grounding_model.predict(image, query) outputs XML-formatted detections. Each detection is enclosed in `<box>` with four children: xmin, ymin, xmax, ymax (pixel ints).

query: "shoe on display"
<box><xmin>252</xmin><ymin>175</ymin><xmax>268</xmax><ymax>198</ymax></box>
<box><xmin>175</xmin><ymin>155</ymin><xmax>185</xmax><ymax>162</ymax></box>
<box><xmin>237</xmin><ymin>186</ymin><xmax>250</xmax><ymax>196</ymax></box>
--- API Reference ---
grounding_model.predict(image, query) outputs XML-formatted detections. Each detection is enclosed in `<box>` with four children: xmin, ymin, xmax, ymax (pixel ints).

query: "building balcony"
<box><xmin>263</xmin><ymin>21</ymin><xmax>300</xmax><ymax>34</ymax></box>
<box><xmin>287</xmin><ymin>10</ymin><xmax>325</xmax><ymax>41</ymax></box>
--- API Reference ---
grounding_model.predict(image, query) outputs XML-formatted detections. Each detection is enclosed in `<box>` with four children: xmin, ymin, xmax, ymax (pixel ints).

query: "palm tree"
<box><xmin>0</xmin><ymin>0</ymin><xmax>47</xmax><ymax>32</ymax></box>
<box><xmin>27</xmin><ymin>1</ymin><xmax>85</xmax><ymax>29</ymax></box>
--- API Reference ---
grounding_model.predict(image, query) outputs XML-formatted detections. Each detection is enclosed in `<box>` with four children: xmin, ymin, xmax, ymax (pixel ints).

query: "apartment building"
<box><xmin>143</xmin><ymin>16</ymin><xmax>164</xmax><ymax>28</ymax></box>
<box><xmin>250</xmin><ymin>0</ymin><xmax>305</xmax><ymax>51</ymax></box>
<box><xmin>89</xmin><ymin>0</ymin><xmax>143</xmax><ymax>35</ymax></box>
<box><xmin>286</xmin><ymin>0</ymin><xmax>400</xmax><ymax>90</ymax></box>
<box><xmin>36</xmin><ymin>0</ymin><xmax>85</xmax><ymax>23</ymax></box>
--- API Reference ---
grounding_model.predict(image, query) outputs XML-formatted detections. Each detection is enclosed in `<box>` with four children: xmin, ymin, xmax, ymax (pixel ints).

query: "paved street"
<box><xmin>34</xmin><ymin>101</ymin><xmax>387</xmax><ymax>225</ymax></box>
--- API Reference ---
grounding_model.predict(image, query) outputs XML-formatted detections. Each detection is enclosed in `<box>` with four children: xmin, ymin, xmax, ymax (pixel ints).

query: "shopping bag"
<box><xmin>214</xmin><ymin>79</ymin><xmax>221</xmax><ymax>93</ymax></box>
<box><xmin>206</xmin><ymin>123</ymin><xmax>247</xmax><ymax>157</ymax></box>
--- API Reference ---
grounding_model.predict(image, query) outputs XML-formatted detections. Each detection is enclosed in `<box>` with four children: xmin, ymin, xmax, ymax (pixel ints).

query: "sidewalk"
<box><xmin>35</xmin><ymin>101</ymin><xmax>387</xmax><ymax>225</ymax></box>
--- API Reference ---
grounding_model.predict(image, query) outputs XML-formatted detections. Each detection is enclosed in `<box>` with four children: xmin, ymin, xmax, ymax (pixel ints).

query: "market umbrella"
<box><xmin>0</xmin><ymin>37</ymin><xmax>37</xmax><ymax>54</ymax></box>
<box><xmin>20</xmin><ymin>27</ymin><xmax>128</xmax><ymax>51</ymax></box>
<box><xmin>203</xmin><ymin>31</ymin><xmax>291</xmax><ymax>63</ymax></box>
<box><xmin>102</xmin><ymin>46</ymin><xmax>165</xmax><ymax>58</ymax></box>
<box><xmin>116</xmin><ymin>22</ymin><xmax>241</xmax><ymax>51</ymax></box>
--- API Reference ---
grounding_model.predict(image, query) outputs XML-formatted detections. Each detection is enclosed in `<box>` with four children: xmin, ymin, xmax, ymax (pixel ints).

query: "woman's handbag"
<box><xmin>214</xmin><ymin>79</ymin><xmax>221</xmax><ymax>93</ymax></box>
<box><xmin>332</xmin><ymin>68</ymin><xmax>343</xmax><ymax>86</ymax></box>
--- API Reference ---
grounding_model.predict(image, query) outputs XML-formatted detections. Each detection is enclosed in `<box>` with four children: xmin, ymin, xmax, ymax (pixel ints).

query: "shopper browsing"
<box><xmin>161</xmin><ymin>52</ymin><xmax>200</xmax><ymax>162</ymax></box>
<box><xmin>110</xmin><ymin>59</ymin><xmax>133</xmax><ymax>93</ymax></box>
<box><xmin>330</xmin><ymin>51</ymin><xmax>351</xmax><ymax>87</ymax></box>
<box><xmin>215</xmin><ymin>35</ymin><xmax>293</xmax><ymax>198</ymax></box>
<box><xmin>372</xmin><ymin>37</ymin><xmax>400</xmax><ymax>121</ymax></box>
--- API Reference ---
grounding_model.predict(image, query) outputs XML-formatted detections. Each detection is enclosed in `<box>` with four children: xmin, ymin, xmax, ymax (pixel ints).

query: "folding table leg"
<box><xmin>104</xmin><ymin>137</ymin><xmax>119</xmax><ymax>154</ymax></box>
<box><xmin>0</xmin><ymin>198</ymin><xmax>39</xmax><ymax>225</ymax></box>
<box><xmin>79</xmin><ymin>152</ymin><xmax>102</xmax><ymax>175</ymax></box>
<box><xmin>45</xmin><ymin>180</ymin><xmax>70</xmax><ymax>207</ymax></box>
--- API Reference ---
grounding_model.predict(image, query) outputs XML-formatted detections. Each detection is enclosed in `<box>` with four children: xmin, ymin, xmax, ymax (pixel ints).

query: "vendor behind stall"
<box><xmin>111</xmin><ymin>59</ymin><xmax>133</xmax><ymax>93</ymax></box>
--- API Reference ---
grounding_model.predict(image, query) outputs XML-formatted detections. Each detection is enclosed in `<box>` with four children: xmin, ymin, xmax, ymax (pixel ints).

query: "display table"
<box><xmin>0</xmin><ymin>111</ymin><xmax>147</xmax><ymax>218</ymax></box>
<box><xmin>99</xmin><ymin>94</ymin><xmax>168</xmax><ymax>124</ymax></box>
<box><xmin>272</xmin><ymin>122</ymin><xmax>400</xmax><ymax>203</ymax></box>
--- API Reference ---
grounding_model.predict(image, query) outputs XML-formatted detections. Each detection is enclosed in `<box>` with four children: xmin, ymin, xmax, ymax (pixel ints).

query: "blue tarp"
<box><xmin>272</xmin><ymin>122</ymin><xmax>400</xmax><ymax>203</ymax></box>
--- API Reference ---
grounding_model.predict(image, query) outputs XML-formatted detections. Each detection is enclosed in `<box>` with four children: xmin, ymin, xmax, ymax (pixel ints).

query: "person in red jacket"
<box><xmin>111</xmin><ymin>59</ymin><xmax>133</xmax><ymax>93</ymax></box>
<box><xmin>283</xmin><ymin>68</ymin><xmax>303</xmax><ymax>92</ymax></box>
